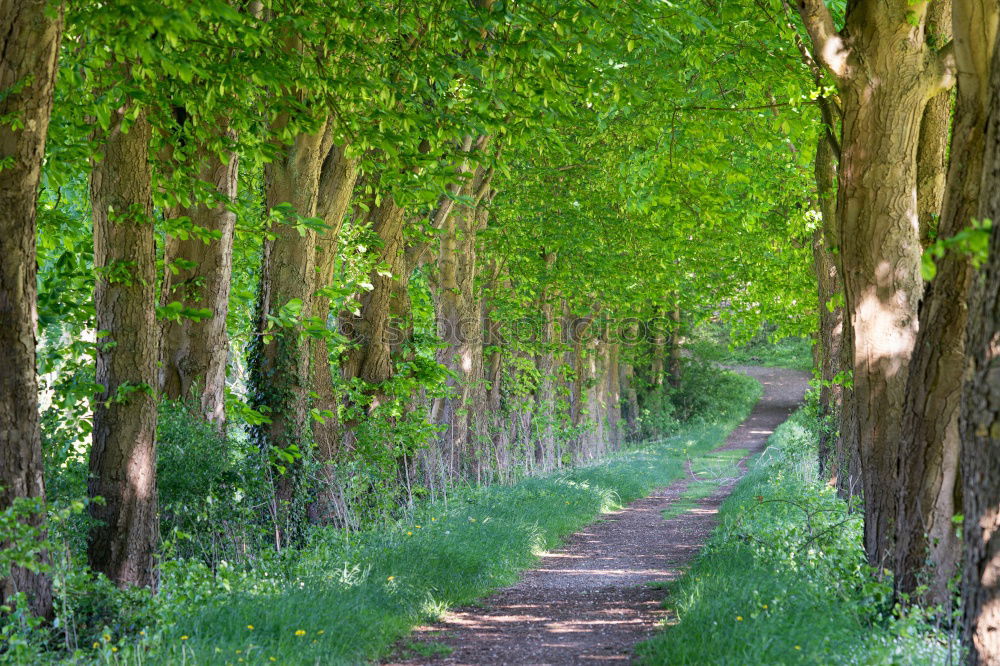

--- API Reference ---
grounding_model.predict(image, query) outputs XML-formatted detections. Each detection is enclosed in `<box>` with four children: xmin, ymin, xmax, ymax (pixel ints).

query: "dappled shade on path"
<box><xmin>386</xmin><ymin>366</ymin><xmax>810</xmax><ymax>665</ymax></box>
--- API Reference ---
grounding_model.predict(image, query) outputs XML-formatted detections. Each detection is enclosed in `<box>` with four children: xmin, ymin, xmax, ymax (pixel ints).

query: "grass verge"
<box><xmin>635</xmin><ymin>408</ymin><xmax>953</xmax><ymax>665</ymax></box>
<box><xmin>116</xmin><ymin>371</ymin><xmax>763</xmax><ymax>665</ymax></box>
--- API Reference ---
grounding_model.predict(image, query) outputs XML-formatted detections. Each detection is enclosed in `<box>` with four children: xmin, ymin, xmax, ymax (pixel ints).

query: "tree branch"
<box><xmin>795</xmin><ymin>0</ymin><xmax>850</xmax><ymax>79</ymax></box>
<box><xmin>922</xmin><ymin>40</ymin><xmax>957</xmax><ymax>97</ymax></box>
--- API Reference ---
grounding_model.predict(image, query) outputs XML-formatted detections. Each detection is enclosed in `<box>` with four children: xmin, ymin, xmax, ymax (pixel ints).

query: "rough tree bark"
<box><xmin>431</xmin><ymin>163</ymin><xmax>493</xmax><ymax>481</ymax></box>
<box><xmin>960</xmin><ymin>12</ymin><xmax>1000</xmax><ymax>664</ymax></box>
<box><xmin>306</xmin><ymin>142</ymin><xmax>358</xmax><ymax>524</ymax></box>
<box><xmin>796</xmin><ymin>0</ymin><xmax>956</xmax><ymax>567</ymax></box>
<box><xmin>0</xmin><ymin>0</ymin><xmax>62</xmax><ymax>616</ymax></box>
<box><xmin>916</xmin><ymin>0</ymin><xmax>953</xmax><ymax>249</ymax></box>
<box><xmin>812</xmin><ymin>134</ymin><xmax>843</xmax><ymax>479</ymax></box>
<box><xmin>159</xmin><ymin>127</ymin><xmax>238</xmax><ymax>427</ymax></box>
<box><xmin>338</xmin><ymin>175</ymin><xmax>408</xmax><ymax>447</ymax></box>
<box><xmin>249</xmin><ymin>118</ymin><xmax>331</xmax><ymax>547</ymax></box>
<box><xmin>88</xmin><ymin>108</ymin><xmax>159</xmax><ymax>588</ymax></box>
<box><xmin>897</xmin><ymin>1</ymin><xmax>997</xmax><ymax>607</ymax></box>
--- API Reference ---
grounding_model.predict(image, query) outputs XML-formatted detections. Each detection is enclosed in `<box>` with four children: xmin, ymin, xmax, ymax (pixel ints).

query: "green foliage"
<box><xmin>638</xmin><ymin>361</ymin><xmax>763</xmax><ymax>440</ymax></box>
<box><xmin>687</xmin><ymin>321</ymin><xmax>814</xmax><ymax>372</ymax></box>
<box><xmin>921</xmin><ymin>218</ymin><xmax>993</xmax><ymax>280</ymax></box>
<box><xmin>6</xmin><ymin>365</ymin><xmax>759</xmax><ymax>663</ymax></box>
<box><xmin>127</xmin><ymin>381</ymin><xmax>759</xmax><ymax>665</ymax></box>
<box><xmin>635</xmin><ymin>409</ymin><xmax>953</xmax><ymax>665</ymax></box>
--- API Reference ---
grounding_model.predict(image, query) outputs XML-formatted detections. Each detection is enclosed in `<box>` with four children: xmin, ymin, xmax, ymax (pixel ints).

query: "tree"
<box><xmin>158</xmin><ymin>118</ymin><xmax>239</xmax><ymax>428</ymax></box>
<box><xmin>795</xmin><ymin>0</ymin><xmax>956</xmax><ymax>567</ymax></box>
<box><xmin>960</xmin><ymin>12</ymin><xmax>1000</xmax><ymax>664</ymax></box>
<box><xmin>897</xmin><ymin>0</ymin><xmax>998</xmax><ymax>606</ymax></box>
<box><xmin>0</xmin><ymin>0</ymin><xmax>63</xmax><ymax>617</ymax></box>
<box><xmin>87</xmin><ymin>104</ymin><xmax>159</xmax><ymax>587</ymax></box>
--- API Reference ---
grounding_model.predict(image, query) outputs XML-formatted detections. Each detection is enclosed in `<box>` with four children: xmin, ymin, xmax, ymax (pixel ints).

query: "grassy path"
<box><xmin>149</xmin><ymin>371</ymin><xmax>762</xmax><ymax>665</ymax></box>
<box><xmin>385</xmin><ymin>366</ymin><xmax>809</xmax><ymax>665</ymax></box>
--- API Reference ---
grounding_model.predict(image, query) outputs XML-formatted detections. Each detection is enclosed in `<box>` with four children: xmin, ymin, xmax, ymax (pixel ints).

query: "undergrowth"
<box><xmin>687</xmin><ymin>322</ymin><xmax>813</xmax><ymax>372</ymax></box>
<box><xmin>7</xmin><ymin>371</ymin><xmax>761</xmax><ymax>664</ymax></box>
<box><xmin>635</xmin><ymin>404</ymin><xmax>954</xmax><ymax>665</ymax></box>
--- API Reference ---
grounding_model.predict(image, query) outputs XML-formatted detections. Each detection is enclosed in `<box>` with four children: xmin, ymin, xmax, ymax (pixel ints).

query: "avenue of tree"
<box><xmin>4</xmin><ymin>0</ymin><xmax>1000</xmax><ymax>662</ymax></box>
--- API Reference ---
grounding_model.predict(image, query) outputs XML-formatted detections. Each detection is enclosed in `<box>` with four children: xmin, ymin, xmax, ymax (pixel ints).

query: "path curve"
<box><xmin>385</xmin><ymin>366</ymin><xmax>809</xmax><ymax>665</ymax></box>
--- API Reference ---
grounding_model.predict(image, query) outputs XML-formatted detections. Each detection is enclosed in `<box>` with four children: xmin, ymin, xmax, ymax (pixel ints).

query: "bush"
<box><xmin>638</xmin><ymin>361</ymin><xmax>761</xmax><ymax>439</ymax></box>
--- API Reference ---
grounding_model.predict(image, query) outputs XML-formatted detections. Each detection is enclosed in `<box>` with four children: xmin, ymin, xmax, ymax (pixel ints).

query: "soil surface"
<box><xmin>384</xmin><ymin>366</ymin><xmax>810</xmax><ymax>666</ymax></box>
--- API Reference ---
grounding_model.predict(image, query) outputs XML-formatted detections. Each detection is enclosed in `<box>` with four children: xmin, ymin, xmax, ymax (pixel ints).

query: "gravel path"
<box><xmin>384</xmin><ymin>366</ymin><xmax>810</xmax><ymax>665</ymax></box>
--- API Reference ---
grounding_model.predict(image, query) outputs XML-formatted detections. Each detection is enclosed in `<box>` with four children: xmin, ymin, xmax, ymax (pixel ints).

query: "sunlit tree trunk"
<box><xmin>797</xmin><ymin>0</ymin><xmax>956</xmax><ymax>567</ymax></box>
<box><xmin>338</xmin><ymin>176</ymin><xmax>407</xmax><ymax>446</ymax></box>
<box><xmin>898</xmin><ymin>2</ymin><xmax>997</xmax><ymax>607</ymax></box>
<box><xmin>0</xmin><ymin>0</ymin><xmax>62</xmax><ymax>615</ymax></box>
<box><xmin>159</xmin><ymin>127</ymin><xmax>237</xmax><ymax>427</ymax></box>
<box><xmin>306</xmin><ymin>143</ymin><xmax>358</xmax><ymax>525</ymax></box>
<box><xmin>88</xmin><ymin>108</ymin><xmax>159</xmax><ymax>588</ymax></box>
<box><xmin>431</xmin><ymin>163</ymin><xmax>493</xmax><ymax>480</ymax></box>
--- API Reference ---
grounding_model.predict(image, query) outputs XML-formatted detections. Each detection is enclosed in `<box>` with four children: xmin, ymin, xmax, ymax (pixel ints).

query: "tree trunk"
<box><xmin>88</xmin><ymin>108</ymin><xmax>159</xmax><ymax>588</ymax></box>
<box><xmin>959</xmin><ymin>11</ymin><xmax>1000</xmax><ymax>663</ymax></box>
<box><xmin>797</xmin><ymin>0</ymin><xmax>956</xmax><ymax>570</ymax></box>
<box><xmin>0</xmin><ymin>0</ymin><xmax>62</xmax><ymax>616</ymax></box>
<box><xmin>306</xmin><ymin>144</ymin><xmax>358</xmax><ymax>525</ymax></box>
<box><xmin>668</xmin><ymin>300</ymin><xmax>681</xmax><ymax>388</ymax></box>
<box><xmin>431</xmin><ymin>166</ymin><xmax>492</xmax><ymax>481</ymax></box>
<box><xmin>837</xmin><ymin>41</ymin><xmax>948</xmax><ymax>569</ymax></box>
<box><xmin>813</xmin><ymin>134</ymin><xmax>843</xmax><ymax>479</ymax></box>
<box><xmin>248</xmin><ymin>120</ymin><xmax>331</xmax><ymax>547</ymax></box>
<box><xmin>621</xmin><ymin>361</ymin><xmax>640</xmax><ymax>441</ymax></box>
<box><xmin>916</xmin><ymin>0</ymin><xmax>953</xmax><ymax>249</ymax></box>
<box><xmin>606</xmin><ymin>339</ymin><xmax>622</xmax><ymax>451</ymax></box>
<box><xmin>159</xmin><ymin>129</ymin><xmax>237</xmax><ymax>427</ymax></box>
<box><xmin>338</xmin><ymin>178</ymin><xmax>407</xmax><ymax>447</ymax></box>
<box><xmin>533</xmin><ymin>252</ymin><xmax>558</xmax><ymax>469</ymax></box>
<box><xmin>897</xmin><ymin>4</ymin><xmax>997</xmax><ymax>607</ymax></box>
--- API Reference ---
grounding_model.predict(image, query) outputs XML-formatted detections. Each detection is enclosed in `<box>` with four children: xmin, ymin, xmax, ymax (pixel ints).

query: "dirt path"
<box><xmin>385</xmin><ymin>366</ymin><xmax>809</xmax><ymax>665</ymax></box>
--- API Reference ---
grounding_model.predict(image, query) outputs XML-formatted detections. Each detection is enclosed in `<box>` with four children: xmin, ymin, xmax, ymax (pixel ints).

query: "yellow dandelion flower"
<box><xmin>181</xmin><ymin>635</ymin><xmax>189</xmax><ymax>640</ymax></box>
<box><xmin>794</xmin><ymin>646</ymin><xmax>801</xmax><ymax>650</ymax></box>
<box><xmin>407</xmin><ymin>531</ymin><xmax>413</xmax><ymax>536</ymax></box>
<box><xmin>416</xmin><ymin>525</ymin><xmax>421</xmax><ymax>528</ymax></box>
<box><xmin>140</xmin><ymin>631</ymin><xmax>146</xmax><ymax>636</ymax></box>
<box><xmin>295</xmin><ymin>629</ymin><xmax>306</xmax><ymax>636</ymax></box>
<box><xmin>762</xmin><ymin>604</ymin><xmax>768</xmax><ymax>610</ymax></box>
<box><xmin>736</xmin><ymin>616</ymin><xmax>743</xmax><ymax>621</ymax></box>
<box><xmin>387</xmin><ymin>575</ymin><xmax>395</xmax><ymax>581</ymax></box>
<box><xmin>270</xmin><ymin>658</ymin><xmax>277</xmax><ymax>662</ymax></box>
<box><xmin>103</xmin><ymin>634</ymin><xmax>111</xmax><ymax>642</ymax></box>
<box><xmin>92</xmin><ymin>642</ymin><xmax>100</xmax><ymax>649</ymax></box>
<box><xmin>247</xmin><ymin>625</ymin><xmax>254</xmax><ymax>630</ymax></box>
<box><xmin>431</xmin><ymin>517</ymin><xmax>436</xmax><ymax>521</ymax></box>
<box><xmin>318</xmin><ymin>630</ymin><xmax>325</xmax><ymax>635</ymax></box>
<box><xmin>111</xmin><ymin>647</ymin><xmax>118</xmax><ymax>653</ymax></box>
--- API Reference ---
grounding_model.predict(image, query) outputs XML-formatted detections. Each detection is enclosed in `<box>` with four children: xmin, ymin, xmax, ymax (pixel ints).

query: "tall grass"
<box><xmin>635</xmin><ymin>408</ymin><xmax>953</xmax><ymax>665</ymax></box>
